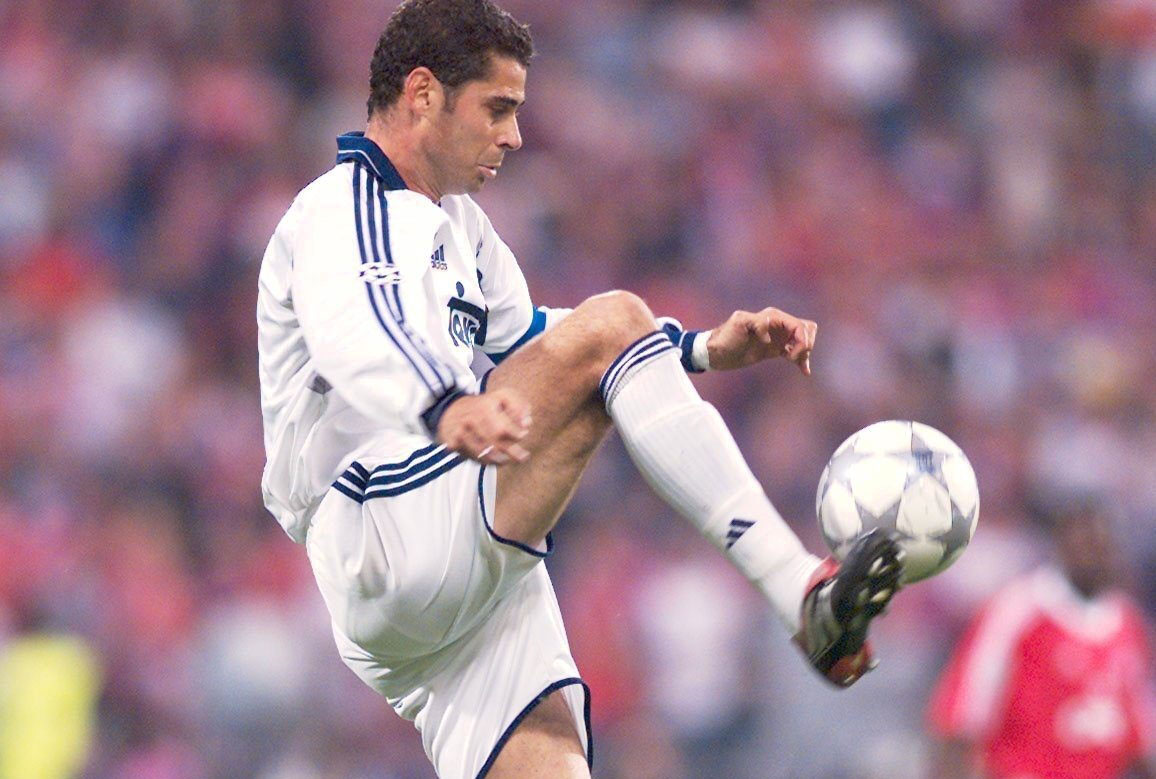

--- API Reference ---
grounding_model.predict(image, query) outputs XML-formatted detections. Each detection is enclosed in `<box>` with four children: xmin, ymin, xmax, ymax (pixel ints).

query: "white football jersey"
<box><xmin>257</xmin><ymin>133</ymin><xmax>566</xmax><ymax>542</ymax></box>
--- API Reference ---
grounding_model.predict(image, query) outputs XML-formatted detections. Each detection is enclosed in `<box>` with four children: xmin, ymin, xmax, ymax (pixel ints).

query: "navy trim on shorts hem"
<box><xmin>475</xmin><ymin>677</ymin><xmax>592</xmax><ymax>778</ymax></box>
<box><xmin>477</xmin><ymin>464</ymin><xmax>553</xmax><ymax>558</ymax></box>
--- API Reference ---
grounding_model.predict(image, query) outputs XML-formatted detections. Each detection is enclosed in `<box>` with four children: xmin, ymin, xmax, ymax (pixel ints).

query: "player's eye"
<box><xmin>487</xmin><ymin>100</ymin><xmax>521</xmax><ymax>121</ymax></box>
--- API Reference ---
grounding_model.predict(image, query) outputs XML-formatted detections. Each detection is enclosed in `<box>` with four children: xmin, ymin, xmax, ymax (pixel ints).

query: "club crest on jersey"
<box><xmin>358</xmin><ymin>262</ymin><xmax>402</xmax><ymax>284</ymax></box>
<box><xmin>447</xmin><ymin>281</ymin><xmax>488</xmax><ymax>348</ymax></box>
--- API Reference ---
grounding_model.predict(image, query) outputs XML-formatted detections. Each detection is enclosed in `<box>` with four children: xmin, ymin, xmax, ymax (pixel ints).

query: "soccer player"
<box><xmin>927</xmin><ymin>497</ymin><xmax>1154</xmax><ymax>779</ymax></box>
<box><xmin>257</xmin><ymin>1</ymin><xmax>902</xmax><ymax>776</ymax></box>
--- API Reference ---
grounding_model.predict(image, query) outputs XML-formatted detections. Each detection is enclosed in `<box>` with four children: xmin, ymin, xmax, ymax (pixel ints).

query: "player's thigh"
<box><xmin>486</xmin><ymin>690</ymin><xmax>590</xmax><ymax>779</ymax></box>
<box><xmin>486</xmin><ymin>291</ymin><xmax>663</xmax><ymax>553</ymax></box>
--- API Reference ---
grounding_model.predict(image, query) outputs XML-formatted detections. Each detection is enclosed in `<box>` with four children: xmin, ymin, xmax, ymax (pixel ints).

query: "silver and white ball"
<box><xmin>816</xmin><ymin>420</ymin><xmax>979</xmax><ymax>583</ymax></box>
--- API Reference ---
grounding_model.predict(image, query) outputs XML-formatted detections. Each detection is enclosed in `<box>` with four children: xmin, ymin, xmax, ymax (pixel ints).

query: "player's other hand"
<box><xmin>436</xmin><ymin>389</ymin><xmax>531</xmax><ymax>465</ymax></box>
<box><xmin>706</xmin><ymin>307</ymin><xmax>817</xmax><ymax>375</ymax></box>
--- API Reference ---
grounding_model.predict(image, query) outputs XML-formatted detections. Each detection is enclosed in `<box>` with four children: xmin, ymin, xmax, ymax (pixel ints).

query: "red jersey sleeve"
<box><xmin>927</xmin><ymin>579</ymin><xmax>1038</xmax><ymax>741</ymax></box>
<box><xmin>1120</xmin><ymin>602</ymin><xmax>1155</xmax><ymax>759</ymax></box>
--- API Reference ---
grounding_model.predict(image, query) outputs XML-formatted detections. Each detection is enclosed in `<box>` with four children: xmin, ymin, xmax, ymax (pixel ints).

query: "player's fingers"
<box><xmin>504</xmin><ymin>442</ymin><xmax>530</xmax><ymax>463</ymax></box>
<box><xmin>484</xmin><ymin>449</ymin><xmax>510</xmax><ymax>465</ymax></box>
<box><xmin>453</xmin><ymin>428</ymin><xmax>494</xmax><ymax>461</ymax></box>
<box><xmin>490</xmin><ymin>416</ymin><xmax>530</xmax><ymax>448</ymax></box>
<box><xmin>471</xmin><ymin>410</ymin><xmax>530</xmax><ymax>465</ymax></box>
<box><xmin>753</xmin><ymin>313</ymin><xmax>774</xmax><ymax>344</ymax></box>
<box><xmin>492</xmin><ymin>389</ymin><xmax>532</xmax><ymax>432</ymax></box>
<box><xmin>802</xmin><ymin>321</ymin><xmax>818</xmax><ymax>354</ymax></box>
<box><xmin>799</xmin><ymin>322</ymin><xmax>816</xmax><ymax>375</ymax></box>
<box><xmin>480</xmin><ymin>439</ymin><xmax>529</xmax><ymax>465</ymax></box>
<box><xmin>782</xmin><ymin>321</ymin><xmax>807</xmax><ymax>358</ymax></box>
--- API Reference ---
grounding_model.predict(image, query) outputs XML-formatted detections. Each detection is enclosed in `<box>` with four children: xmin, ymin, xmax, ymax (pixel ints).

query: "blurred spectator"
<box><xmin>927</xmin><ymin>497</ymin><xmax>1155</xmax><ymax>778</ymax></box>
<box><xmin>0</xmin><ymin>607</ymin><xmax>101</xmax><ymax>779</ymax></box>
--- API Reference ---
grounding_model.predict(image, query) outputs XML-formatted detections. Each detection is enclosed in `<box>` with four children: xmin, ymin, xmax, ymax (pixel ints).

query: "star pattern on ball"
<box><xmin>820</xmin><ymin>448</ymin><xmax>876</xmax><ymax>500</ymax></box>
<box><xmin>906</xmin><ymin>430</ymin><xmax>953</xmax><ymax>493</ymax></box>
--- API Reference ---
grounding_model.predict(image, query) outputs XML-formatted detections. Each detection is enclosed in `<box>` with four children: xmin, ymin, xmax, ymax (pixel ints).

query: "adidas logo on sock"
<box><xmin>726</xmin><ymin>518</ymin><xmax>755</xmax><ymax>549</ymax></box>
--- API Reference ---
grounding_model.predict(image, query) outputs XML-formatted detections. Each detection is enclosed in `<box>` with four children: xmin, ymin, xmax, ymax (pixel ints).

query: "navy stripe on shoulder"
<box><xmin>350</xmin><ymin>163</ymin><xmax>446</xmax><ymax>396</ymax></box>
<box><xmin>359</xmin><ymin>166</ymin><xmax>457</xmax><ymax>393</ymax></box>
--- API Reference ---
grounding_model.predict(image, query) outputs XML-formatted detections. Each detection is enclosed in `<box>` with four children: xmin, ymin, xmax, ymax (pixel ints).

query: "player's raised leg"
<box><xmin>478</xmin><ymin>289</ymin><xmax>902</xmax><ymax>688</ymax></box>
<box><xmin>486</xmin><ymin>290</ymin><xmax>815</xmax><ymax>633</ymax></box>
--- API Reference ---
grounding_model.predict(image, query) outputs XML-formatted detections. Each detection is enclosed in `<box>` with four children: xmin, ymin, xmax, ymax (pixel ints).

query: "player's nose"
<box><xmin>498</xmin><ymin>117</ymin><xmax>522</xmax><ymax>151</ymax></box>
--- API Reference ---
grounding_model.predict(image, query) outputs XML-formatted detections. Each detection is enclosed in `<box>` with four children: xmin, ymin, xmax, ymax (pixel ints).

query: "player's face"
<box><xmin>426</xmin><ymin>55</ymin><xmax>526</xmax><ymax>196</ymax></box>
<box><xmin>1057</xmin><ymin>508</ymin><xmax>1117</xmax><ymax>597</ymax></box>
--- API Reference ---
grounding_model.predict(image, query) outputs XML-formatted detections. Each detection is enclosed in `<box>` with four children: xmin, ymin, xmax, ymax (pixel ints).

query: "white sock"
<box><xmin>601</xmin><ymin>332</ymin><xmax>823</xmax><ymax>634</ymax></box>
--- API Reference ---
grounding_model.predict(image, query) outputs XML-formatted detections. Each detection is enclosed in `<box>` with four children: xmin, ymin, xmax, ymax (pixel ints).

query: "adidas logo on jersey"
<box><xmin>430</xmin><ymin>245</ymin><xmax>447</xmax><ymax>270</ymax></box>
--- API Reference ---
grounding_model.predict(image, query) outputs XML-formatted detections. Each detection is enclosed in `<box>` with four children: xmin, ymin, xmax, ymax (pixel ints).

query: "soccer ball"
<box><xmin>816</xmin><ymin>420</ymin><xmax>979</xmax><ymax>584</ymax></box>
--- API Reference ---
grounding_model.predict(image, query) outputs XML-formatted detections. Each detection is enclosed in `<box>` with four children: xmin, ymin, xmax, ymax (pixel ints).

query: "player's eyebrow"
<box><xmin>487</xmin><ymin>95</ymin><xmax>524</xmax><ymax>112</ymax></box>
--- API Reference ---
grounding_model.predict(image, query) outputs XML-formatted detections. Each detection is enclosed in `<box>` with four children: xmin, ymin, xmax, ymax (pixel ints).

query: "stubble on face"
<box><xmin>424</xmin><ymin>56</ymin><xmax>526</xmax><ymax>197</ymax></box>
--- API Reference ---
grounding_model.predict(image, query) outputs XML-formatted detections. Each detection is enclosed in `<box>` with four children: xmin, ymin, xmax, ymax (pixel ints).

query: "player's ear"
<box><xmin>403</xmin><ymin>67</ymin><xmax>444</xmax><ymax>115</ymax></box>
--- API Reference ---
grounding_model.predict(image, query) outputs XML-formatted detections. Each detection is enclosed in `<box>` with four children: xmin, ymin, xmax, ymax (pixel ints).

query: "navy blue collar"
<box><xmin>336</xmin><ymin>132</ymin><xmax>408</xmax><ymax>191</ymax></box>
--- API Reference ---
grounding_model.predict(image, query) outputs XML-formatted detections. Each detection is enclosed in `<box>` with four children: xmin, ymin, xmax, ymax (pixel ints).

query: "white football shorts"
<box><xmin>305</xmin><ymin>442</ymin><xmax>590</xmax><ymax>779</ymax></box>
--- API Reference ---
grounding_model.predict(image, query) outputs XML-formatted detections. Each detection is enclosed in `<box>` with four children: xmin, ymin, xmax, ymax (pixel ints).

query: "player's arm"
<box><xmin>291</xmin><ymin>192</ymin><xmax>471</xmax><ymax>440</ymax></box>
<box><xmin>925</xmin><ymin>587</ymin><xmax>1032</xmax><ymax>779</ymax></box>
<box><xmin>1124</xmin><ymin>609</ymin><xmax>1156</xmax><ymax>779</ymax></box>
<box><xmin>469</xmin><ymin>211</ymin><xmax>572</xmax><ymax>365</ymax></box>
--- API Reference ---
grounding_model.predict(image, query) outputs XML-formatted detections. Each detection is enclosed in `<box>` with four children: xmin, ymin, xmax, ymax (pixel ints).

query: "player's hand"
<box><xmin>706</xmin><ymin>307</ymin><xmax>817</xmax><ymax>375</ymax></box>
<box><xmin>436</xmin><ymin>389</ymin><xmax>532</xmax><ymax>465</ymax></box>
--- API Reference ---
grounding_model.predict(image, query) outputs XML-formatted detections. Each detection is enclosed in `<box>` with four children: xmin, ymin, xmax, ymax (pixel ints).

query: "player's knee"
<box><xmin>576</xmin><ymin>289</ymin><xmax>656</xmax><ymax>353</ymax></box>
<box><xmin>540</xmin><ymin>291</ymin><xmax>659</xmax><ymax>391</ymax></box>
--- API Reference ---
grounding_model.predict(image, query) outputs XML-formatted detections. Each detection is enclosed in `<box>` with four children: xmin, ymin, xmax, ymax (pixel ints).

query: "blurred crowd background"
<box><xmin>2</xmin><ymin>0</ymin><xmax>1155</xmax><ymax>776</ymax></box>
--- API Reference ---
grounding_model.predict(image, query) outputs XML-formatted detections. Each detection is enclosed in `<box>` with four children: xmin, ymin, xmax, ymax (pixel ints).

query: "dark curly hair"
<box><xmin>367</xmin><ymin>0</ymin><xmax>533</xmax><ymax>118</ymax></box>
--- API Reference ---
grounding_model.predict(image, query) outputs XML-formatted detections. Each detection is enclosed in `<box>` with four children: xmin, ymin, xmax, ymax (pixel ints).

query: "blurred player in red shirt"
<box><xmin>927</xmin><ymin>497</ymin><xmax>1155</xmax><ymax>778</ymax></box>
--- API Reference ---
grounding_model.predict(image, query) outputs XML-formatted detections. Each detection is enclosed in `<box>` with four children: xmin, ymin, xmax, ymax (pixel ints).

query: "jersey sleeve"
<box><xmin>291</xmin><ymin>179</ymin><xmax>469</xmax><ymax>435</ymax></box>
<box><xmin>470</xmin><ymin>205</ymin><xmax>571</xmax><ymax>363</ymax></box>
<box><xmin>927</xmin><ymin>584</ymin><xmax>1034</xmax><ymax>742</ymax></box>
<box><xmin>1121</xmin><ymin>605</ymin><xmax>1155</xmax><ymax>759</ymax></box>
